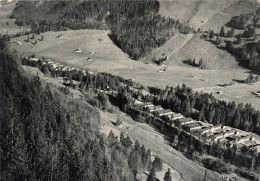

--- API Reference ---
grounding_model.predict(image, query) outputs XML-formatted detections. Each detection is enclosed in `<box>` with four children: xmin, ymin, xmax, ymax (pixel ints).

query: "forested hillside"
<box><xmin>10</xmin><ymin>0</ymin><xmax>191</xmax><ymax>59</ymax></box>
<box><xmin>0</xmin><ymin>35</ymin><xmax>147</xmax><ymax>180</ymax></box>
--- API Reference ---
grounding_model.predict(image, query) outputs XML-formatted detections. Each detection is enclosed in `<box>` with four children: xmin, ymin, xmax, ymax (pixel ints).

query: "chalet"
<box><xmin>155</xmin><ymin>109</ymin><xmax>173</xmax><ymax>117</ymax></box>
<box><xmin>223</xmin><ymin>129</ymin><xmax>236</xmax><ymax>137</ymax></box>
<box><xmin>142</xmin><ymin>102</ymin><xmax>154</xmax><ymax>108</ymax></box>
<box><xmin>211</xmin><ymin>125</ymin><xmax>222</xmax><ymax>132</ymax></box>
<box><xmin>147</xmin><ymin>105</ymin><xmax>163</xmax><ymax>113</ymax></box>
<box><xmin>201</xmin><ymin>126</ymin><xmax>212</xmax><ymax>134</ymax></box>
<box><xmin>134</xmin><ymin>100</ymin><xmax>144</xmax><ymax>105</ymax></box>
<box><xmin>241</xmin><ymin>139</ymin><xmax>257</xmax><ymax>147</ymax></box>
<box><xmin>212</xmin><ymin>133</ymin><xmax>224</xmax><ymax>141</ymax></box>
<box><xmin>218</xmin><ymin>137</ymin><xmax>228</xmax><ymax>143</ymax></box>
<box><xmin>238</xmin><ymin>135</ymin><xmax>251</xmax><ymax>144</ymax></box>
<box><xmin>176</xmin><ymin>118</ymin><xmax>195</xmax><ymax>126</ymax></box>
<box><xmin>183</xmin><ymin>122</ymin><xmax>203</xmax><ymax>132</ymax></box>
<box><xmin>170</xmin><ymin>113</ymin><xmax>184</xmax><ymax>121</ymax></box>
<box><xmin>29</xmin><ymin>57</ymin><xmax>40</xmax><ymax>62</ymax></box>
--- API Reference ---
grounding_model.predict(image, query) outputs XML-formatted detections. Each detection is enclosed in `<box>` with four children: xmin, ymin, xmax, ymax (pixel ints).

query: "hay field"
<box><xmin>11</xmin><ymin>29</ymin><xmax>260</xmax><ymax>110</ymax></box>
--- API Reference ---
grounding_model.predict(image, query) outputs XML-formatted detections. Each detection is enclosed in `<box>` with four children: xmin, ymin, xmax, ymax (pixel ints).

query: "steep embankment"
<box><xmin>155</xmin><ymin>0</ymin><xmax>258</xmax><ymax>70</ymax></box>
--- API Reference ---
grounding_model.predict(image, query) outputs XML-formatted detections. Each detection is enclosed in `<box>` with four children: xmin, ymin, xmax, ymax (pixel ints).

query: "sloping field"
<box><xmin>158</xmin><ymin>0</ymin><xmax>202</xmax><ymax>22</ymax></box>
<box><xmin>159</xmin><ymin>0</ymin><xmax>257</xmax><ymax>31</ymax></box>
<box><xmin>144</xmin><ymin>31</ymin><xmax>239</xmax><ymax>70</ymax></box>
<box><xmin>11</xmin><ymin>29</ymin><xmax>260</xmax><ymax>110</ymax></box>
<box><xmin>0</xmin><ymin>2</ymin><xmax>21</xmax><ymax>35</ymax></box>
<box><xmin>188</xmin><ymin>0</ymin><xmax>239</xmax><ymax>30</ymax></box>
<box><xmin>156</xmin><ymin>0</ymin><xmax>257</xmax><ymax>68</ymax></box>
<box><xmin>175</xmin><ymin>34</ymin><xmax>239</xmax><ymax>69</ymax></box>
<box><xmin>201</xmin><ymin>0</ymin><xmax>258</xmax><ymax>32</ymax></box>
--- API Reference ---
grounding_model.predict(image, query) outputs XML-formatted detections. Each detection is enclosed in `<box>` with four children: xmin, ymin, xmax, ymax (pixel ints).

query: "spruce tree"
<box><xmin>220</xmin><ymin>26</ymin><xmax>225</xmax><ymax>37</ymax></box>
<box><xmin>164</xmin><ymin>168</ymin><xmax>172</xmax><ymax>181</ymax></box>
<box><xmin>209</xmin><ymin>30</ymin><xmax>214</xmax><ymax>39</ymax></box>
<box><xmin>236</xmin><ymin>33</ymin><xmax>242</xmax><ymax>44</ymax></box>
<box><xmin>147</xmin><ymin>166</ymin><xmax>156</xmax><ymax>181</ymax></box>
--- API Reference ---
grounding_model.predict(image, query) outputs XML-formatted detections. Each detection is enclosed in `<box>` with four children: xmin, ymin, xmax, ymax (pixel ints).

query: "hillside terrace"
<box><xmin>135</xmin><ymin>101</ymin><xmax>260</xmax><ymax>152</ymax></box>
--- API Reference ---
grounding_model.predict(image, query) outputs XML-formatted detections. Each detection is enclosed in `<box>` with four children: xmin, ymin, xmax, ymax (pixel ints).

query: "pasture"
<box><xmin>11</xmin><ymin>29</ymin><xmax>260</xmax><ymax>110</ymax></box>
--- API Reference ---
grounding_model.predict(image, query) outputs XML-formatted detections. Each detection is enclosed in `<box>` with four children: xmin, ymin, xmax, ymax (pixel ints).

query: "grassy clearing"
<box><xmin>0</xmin><ymin>2</ymin><xmax>22</xmax><ymax>35</ymax></box>
<box><xmin>11</xmin><ymin>29</ymin><xmax>260</xmax><ymax>110</ymax></box>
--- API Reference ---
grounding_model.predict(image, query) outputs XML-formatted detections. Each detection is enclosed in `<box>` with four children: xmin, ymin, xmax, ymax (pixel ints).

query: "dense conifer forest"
<box><xmin>10</xmin><ymin>0</ymin><xmax>191</xmax><ymax>59</ymax></box>
<box><xmin>0</xmin><ymin>36</ymin><xmax>165</xmax><ymax>180</ymax></box>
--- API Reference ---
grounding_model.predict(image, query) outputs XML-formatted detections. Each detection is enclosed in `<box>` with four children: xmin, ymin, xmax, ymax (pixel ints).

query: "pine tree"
<box><xmin>26</xmin><ymin>36</ymin><xmax>29</xmax><ymax>42</ymax></box>
<box><xmin>134</xmin><ymin>140</ymin><xmax>140</xmax><ymax>151</ymax></box>
<box><xmin>256</xmin><ymin>6</ymin><xmax>260</xmax><ymax>16</ymax></box>
<box><xmin>147</xmin><ymin>166</ymin><xmax>156</xmax><ymax>181</ymax></box>
<box><xmin>209</xmin><ymin>30</ymin><xmax>214</xmax><ymax>39</ymax></box>
<box><xmin>164</xmin><ymin>168</ymin><xmax>172</xmax><ymax>181</ymax></box>
<box><xmin>128</xmin><ymin>150</ymin><xmax>139</xmax><ymax>178</ymax></box>
<box><xmin>220</xmin><ymin>26</ymin><xmax>225</xmax><ymax>37</ymax></box>
<box><xmin>216</xmin><ymin>34</ymin><xmax>220</xmax><ymax>45</ymax></box>
<box><xmin>236</xmin><ymin>33</ymin><xmax>242</xmax><ymax>44</ymax></box>
<box><xmin>152</xmin><ymin>156</ymin><xmax>163</xmax><ymax>171</ymax></box>
<box><xmin>120</xmin><ymin>132</ymin><xmax>125</xmax><ymax>144</ymax></box>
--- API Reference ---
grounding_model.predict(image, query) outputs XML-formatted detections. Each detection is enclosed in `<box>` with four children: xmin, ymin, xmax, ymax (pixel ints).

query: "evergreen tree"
<box><xmin>152</xmin><ymin>156</ymin><xmax>163</xmax><ymax>171</ymax></box>
<box><xmin>256</xmin><ymin>6</ymin><xmax>260</xmax><ymax>16</ymax></box>
<box><xmin>220</xmin><ymin>26</ymin><xmax>225</xmax><ymax>37</ymax></box>
<box><xmin>26</xmin><ymin>35</ymin><xmax>29</xmax><ymax>42</ymax></box>
<box><xmin>134</xmin><ymin>140</ymin><xmax>140</xmax><ymax>151</ymax></box>
<box><xmin>209</xmin><ymin>30</ymin><xmax>214</xmax><ymax>39</ymax></box>
<box><xmin>31</xmin><ymin>33</ymin><xmax>35</xmax><ymax>39</ymax></box>
<box><xmin>164</xmin><ymin>168</ymin><xmax>172</xmax><ymax>181</ymax></box>
<box><xmin>236</xmin><ymin>33</ymin><xmax>242</xmax><ymax>44</ymax></box>
<box><xmin>147</xmin><ymin>166</ymin><xmax>156</xmax><ymax>181</ymax></box>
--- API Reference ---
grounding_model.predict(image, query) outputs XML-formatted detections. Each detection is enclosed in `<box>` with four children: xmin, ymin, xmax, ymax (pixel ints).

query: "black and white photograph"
<box><xmin>1</xmin><ymin>0</ymin><xmax>260</xmax><ymax>180</ymax></box>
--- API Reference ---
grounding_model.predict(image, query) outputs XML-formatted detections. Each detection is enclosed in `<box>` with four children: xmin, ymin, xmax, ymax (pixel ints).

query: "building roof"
<box><xmin>184</xmin><ymin>122</ymin><xmax>201</xmax><ymax>129</ymax></box>
<box><xmin>201</xmin><ymin>126</ymin><xmax>211</xmax><ymax>131</ymax></box>
<box><xmin>142</xmin><ymin>102</ymin><xmax>154</xmax><ymax>107</ymax></box>
<box><xmin>178</xmin><ymin>118</ymin><xmax>189</xmax><ymax>123</ymax></box>
<box><xmin>242</xmin><ymin>140</ymin><xmax>257</xmax><ymax>147</ymax></box>
<box><xmin>157</xmin><ymin>109</ymin><xmax>172</xmax><ymax>114</ymax></box>
<box><xmin>29</xmin><ymin>57</ymin><xmax>39</xmax><ymax>61</ymax></box>
<box><xmin>213</xmin><ymin>133</ymin><xmax>223</xmax><ymax>138</ymax></box>
<box><xmin>170</xmin><ymin>113</ymin><xmax>184</xmax><ymax>119</ymax></box>
<box><xmin>148</xmin><ymin>105</ymin><xmax>163</xmax><ymax>112</ymax></box>
<box><xmin>225</xmin><ymin>129</ymin><xmax>236</xmax><ymax>134</ymax></box>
